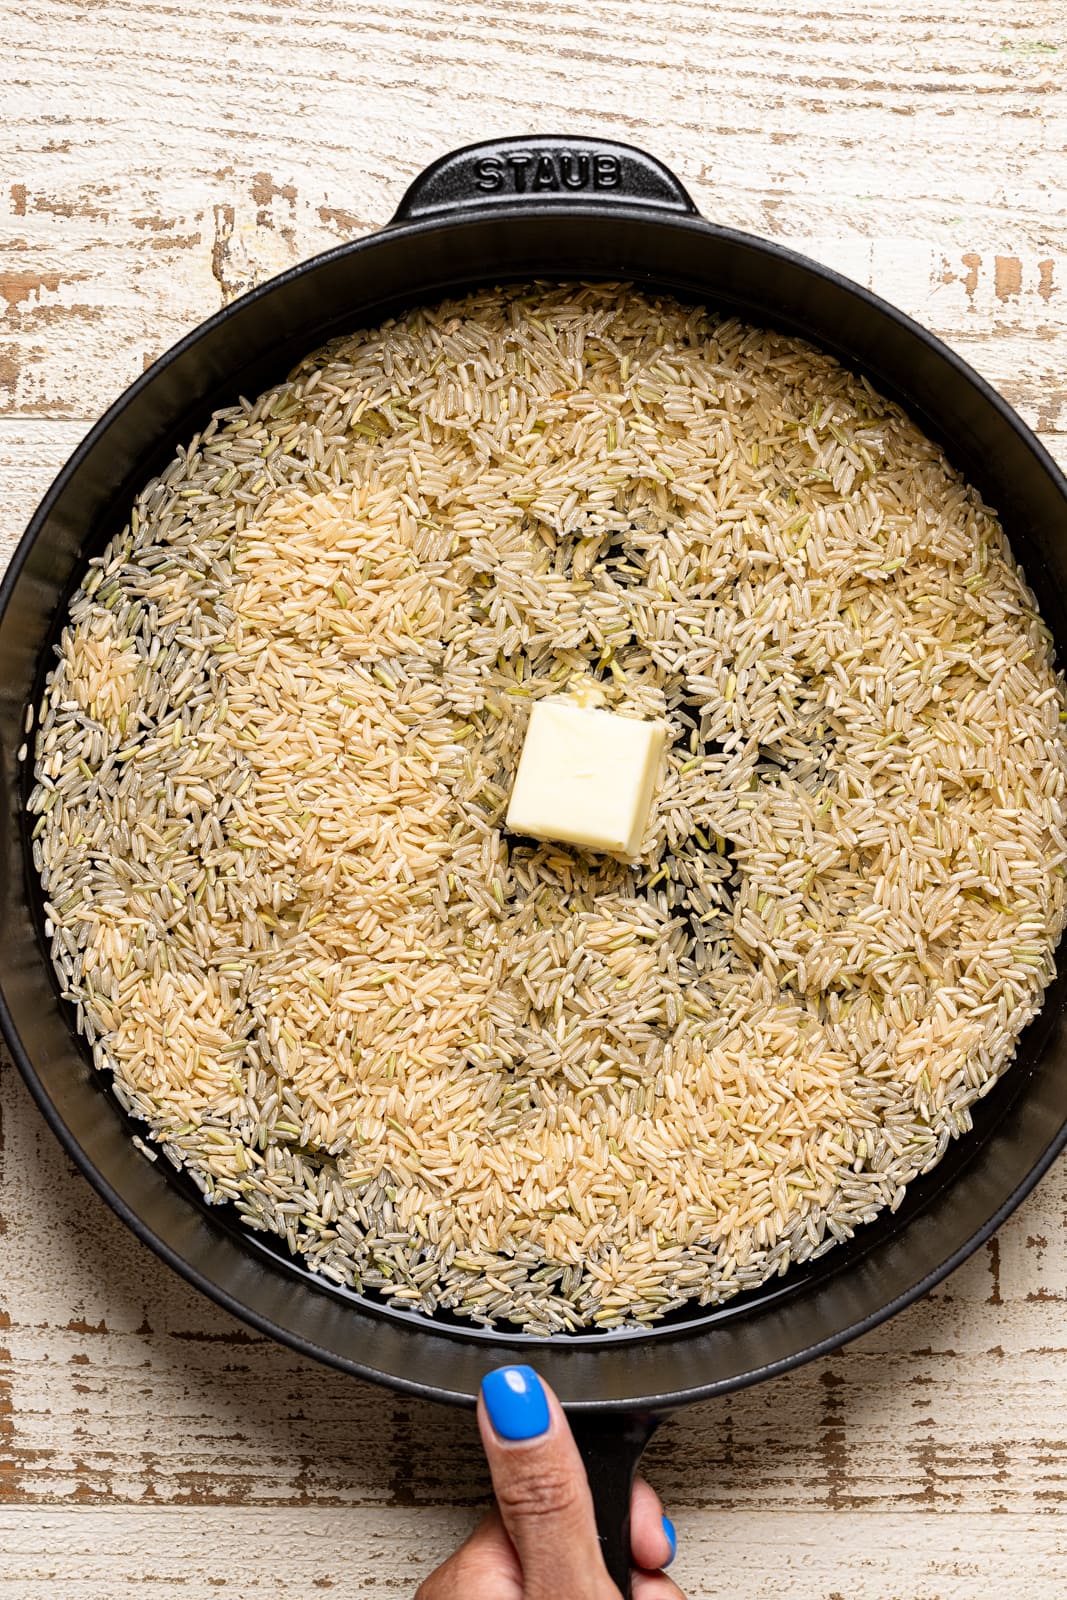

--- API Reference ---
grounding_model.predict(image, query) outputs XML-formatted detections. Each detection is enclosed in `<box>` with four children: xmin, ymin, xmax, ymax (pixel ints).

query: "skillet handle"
<box><xmin>391</xmin><ymin>136</ymin><xmax>697</xmax><ymax>224</ymax></box>
<box><xmin>569</xmin><ymin>1411</ymin><xmax>663</xmax><ymax>1598</ymax></box>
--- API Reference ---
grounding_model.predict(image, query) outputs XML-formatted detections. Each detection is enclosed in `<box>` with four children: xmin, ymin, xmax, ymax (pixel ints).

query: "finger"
<box><xmin>478</xmin><ymin>1366</ymin><xmax>613</xmax><ymax>1600</ymax></box>
<box><xmin>453</xmin><ymin>1508</ymin><xmax>525</xmax><ymax>1591</ymax></box>
<box><xmin>415</xmin><ymin>1508</ymin><xmax>522</xmax><ymax>1600</ymax></box>
<box><xmin>631</xmin><ymin>1570</ymin><xmax>688</xmax><ymax>1600</ymax></box>
<box><xmin>629</xmin><ymin>1475</ymin><xmax>676</xmax><ymax>1573</ymax></box>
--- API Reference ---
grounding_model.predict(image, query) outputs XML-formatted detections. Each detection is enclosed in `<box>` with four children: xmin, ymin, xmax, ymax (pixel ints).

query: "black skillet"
<box><xmin>2</xmin><ymin>137</ymin><xmax>1067</xmax><ymax>1595</ymax></box>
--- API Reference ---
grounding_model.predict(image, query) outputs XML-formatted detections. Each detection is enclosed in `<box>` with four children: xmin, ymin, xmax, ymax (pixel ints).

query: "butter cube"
<box><xmin>506</xmin><ymin>698</ymin><xmax>667</xmax><ymax>857</ymax></box>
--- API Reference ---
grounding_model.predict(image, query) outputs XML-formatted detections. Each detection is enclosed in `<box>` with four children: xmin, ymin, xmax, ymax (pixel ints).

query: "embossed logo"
<box><xmin>473</xmin><ymin>150</ymin><xmax>622</xmax><ymax>194</ymax></box>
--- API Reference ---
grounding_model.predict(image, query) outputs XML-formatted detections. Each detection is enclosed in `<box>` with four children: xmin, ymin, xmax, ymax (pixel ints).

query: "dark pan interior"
<box><xmin>3</xmin><ymin>204</ymin><xmax>1067</xmax><ymax>1408</ymax></box>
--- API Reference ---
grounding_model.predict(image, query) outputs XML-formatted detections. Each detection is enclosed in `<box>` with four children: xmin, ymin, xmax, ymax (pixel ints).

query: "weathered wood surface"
<box><xmin>3</xmin><ymin>1</ymin><xmax>1067</xmax><ymax>1594</ymax></box>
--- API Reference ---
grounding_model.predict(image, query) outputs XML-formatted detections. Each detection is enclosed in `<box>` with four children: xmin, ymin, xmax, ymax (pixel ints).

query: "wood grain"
<box><xmin>1</xmin><ymin>1507</ymin><xmax>1065</xmax><ymax>1598</ymax></box>
<box><xmin>3</xmin><ymin>1</ymin><xmax>1067</xmax><ymax>1594</ymax></box>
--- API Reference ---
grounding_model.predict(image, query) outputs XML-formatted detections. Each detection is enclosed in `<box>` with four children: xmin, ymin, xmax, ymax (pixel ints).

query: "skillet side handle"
<box><xmin>390</xmin><ymin>136</ymin><xmax>697</xmax><ymax>224</ymax></box>
<box><xmin>569</xmin><ymin>1411</ymin><xmax>662</xmax><ymax>1599</ymax></box>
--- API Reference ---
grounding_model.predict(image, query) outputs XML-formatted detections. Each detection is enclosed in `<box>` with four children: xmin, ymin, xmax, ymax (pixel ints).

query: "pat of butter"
<box><xmin>506</xmin><ymin>698</ymin><xmax>667</xmax><ymax>857</ymax></box>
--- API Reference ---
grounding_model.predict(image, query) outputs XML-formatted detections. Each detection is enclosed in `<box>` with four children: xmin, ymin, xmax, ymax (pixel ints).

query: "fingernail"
<box><xmin>481</xmin><ymin>1366</ymin><xmax>551</xmax><ymax>1440</ymax></box>
<box><xmin>661</xmin><ymin>1515</ymin><xmax>677</xmax><ymax>1566</ymax></box>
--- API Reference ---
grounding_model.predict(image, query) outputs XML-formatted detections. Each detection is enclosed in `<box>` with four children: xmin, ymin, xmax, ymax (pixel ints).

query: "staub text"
<box><xmin>473</xmin><ymin>150</ymin><xmax>622</xmax><ymax>193</ymax></box>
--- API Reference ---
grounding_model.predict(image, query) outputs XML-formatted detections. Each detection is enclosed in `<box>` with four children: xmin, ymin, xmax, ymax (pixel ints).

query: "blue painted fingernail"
<box><xmin>481</xmin><ymin>1366</ymin><xmax>551</xmax><ymax>1440</ymax></box>
<box><xmin>662</xmin><ymin>1515</ymin><xmax>677</xmax><ymax>1566</ymax></box>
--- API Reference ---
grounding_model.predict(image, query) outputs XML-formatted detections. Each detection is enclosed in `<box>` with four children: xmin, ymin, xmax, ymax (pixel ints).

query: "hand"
<box><xmin>416</xmin><ymin>1366</ymin><xmax>684</xmax><ymax>1600</ymax></box>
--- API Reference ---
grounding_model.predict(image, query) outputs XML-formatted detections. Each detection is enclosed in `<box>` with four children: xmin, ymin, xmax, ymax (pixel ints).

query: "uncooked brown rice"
<box><xmin>27</xmin><ymin>283</ymin><xmax>1067</xmax><ymax>1332</ymax></box>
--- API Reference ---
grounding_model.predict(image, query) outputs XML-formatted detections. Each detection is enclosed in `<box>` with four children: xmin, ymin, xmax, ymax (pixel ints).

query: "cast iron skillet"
<box><xmin>3</xmin><ymin>136</ymin><xmax>1067</xmax><ymax>1594</ymax></box>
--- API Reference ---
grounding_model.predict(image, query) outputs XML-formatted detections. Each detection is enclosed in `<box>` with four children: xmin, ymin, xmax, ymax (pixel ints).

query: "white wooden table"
<box><xmin>2</xmin><ymin>3</ymin><xmax>1066</xmax><ymax>1594</ymax></box>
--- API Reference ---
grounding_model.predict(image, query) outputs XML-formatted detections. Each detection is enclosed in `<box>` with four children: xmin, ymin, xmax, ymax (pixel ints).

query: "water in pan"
<box><xmin>26</xmin><ymin>283</ymin><xmax>1067</xmax><ymax>1334</ymax></box>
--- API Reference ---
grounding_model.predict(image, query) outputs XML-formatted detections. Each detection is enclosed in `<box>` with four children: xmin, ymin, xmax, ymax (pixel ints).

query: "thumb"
<box><xmin>478</xmin><ymin>1366</ymin><xmax>617</xmax><ymax>1600</ymax></box>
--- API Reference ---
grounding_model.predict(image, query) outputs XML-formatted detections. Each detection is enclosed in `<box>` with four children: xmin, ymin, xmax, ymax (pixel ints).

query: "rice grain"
<box><xmin>28</xmin><ymin>283</ymin><xmax>1067</xmax><ymax>1331</ymax></box>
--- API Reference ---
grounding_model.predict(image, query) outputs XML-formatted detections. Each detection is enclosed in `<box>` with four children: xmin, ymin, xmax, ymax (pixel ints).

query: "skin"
<box><xmin>416</xmin><ymin>1379</ymin><xmax>685</xmax><ymax>1600</ymax></box>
